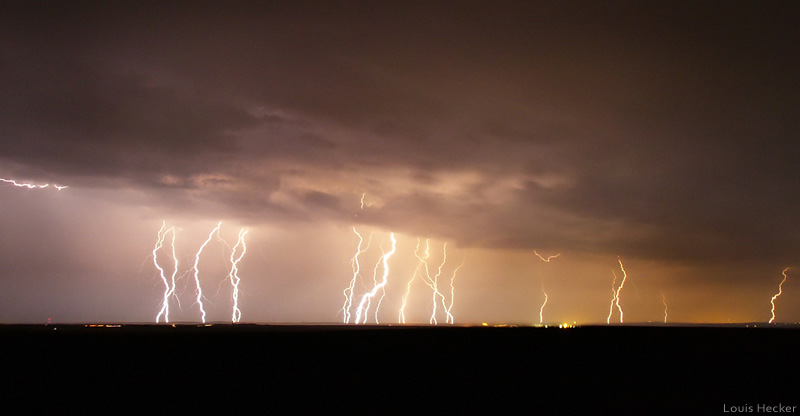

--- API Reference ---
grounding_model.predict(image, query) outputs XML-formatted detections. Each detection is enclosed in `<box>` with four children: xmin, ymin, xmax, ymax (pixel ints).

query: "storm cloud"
<box><xmin>1</xmin><ymin>1</ymin><xmax>798</xmax><ymax>323</ymax></box>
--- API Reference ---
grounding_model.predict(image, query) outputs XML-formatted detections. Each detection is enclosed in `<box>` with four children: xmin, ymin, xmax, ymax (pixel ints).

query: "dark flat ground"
<box><xmin>2</xmin><ymin>324</ymin><xmax>798</xmax><ymax>414</ymax></box>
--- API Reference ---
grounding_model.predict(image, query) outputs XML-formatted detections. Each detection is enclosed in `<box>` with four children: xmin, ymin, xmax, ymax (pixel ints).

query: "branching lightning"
<box><xmin>534</xmin><ymin>250</ymin><xmax>561</xmax><ymax>263</ymax></box>
<box><xmin>228</xmin><ymin>228</ymin><xmax>248</xmax><ymax>323</ymax></box>
<box><xmin>398</xmin><ymin>239</ymin><xmax>457</xmax><ymax>325</ymax></box>
<box><xmin>365</xmin><ymin>245</ymin><xmax>385</xmax><ymax>323</ymax></box>
<box><xmin>191</xmin><ymin>222</ymin><xmax>222</xmax><ymax>324</ymax></box>
<box><xmin>1</xmin><ymin>177</ymin><xmax>68</xmax><ymax>190</ymax></box>
<box><xmin>606</xmin><ymin>258</ymin><xmax>629</xmax><ymax>324</ymax></box>
<box><xmin>341</xmin><ymin>193</ymin><xmax>375</xmax><ymax>323</ymax></box>
<box><xmin>445</xmin><ymin>257</ymin><xmax>465</xmax><ymax>324</ymax></box>
<box><xmin>614</xmin><ymin>258</ymin><xmax>629</xmax><ymax>323</ymax></box>
<box><xmin>154</xmin><ymin>222</ymin><xmax>178</xmax><ymax>323</ymax></box>
<box><xmin>353</xmin><ymin>232</ymin><xmax>396</xmax><ymax>324</ymax></box>
<box><xmin>429</xmin><ymin>242</ymin><xmax>450</xmax><ymax>325</ymax></box>
<box><xmin>534</xmin><ymin>250</ymin><xmax>560</xmax><ymax>324</ymax></box>
<box><xmin>399</xmin><ymin>238</ymin><xmax>427</xmax><ymax>324</ymax></box>
<box><xmin>342</xmin><ymin>194</ymin><xmax>465</xmax><ymax>325</ymax></box>
<box><xmin>152</xmin><ymin>221</ymin><xmax>249</xmax><ymax>324</ymax></box>
<box><xmin>769</xmin><ymin>267</ymin><xmax>791</xmax><ymax>324</ymax></box>
<box><xmin>341</xmin><ymin>228</ymin><xmax>373</xmax><ymax>323</ymax></box>
<box><xmin>607</xmin><ymin>270</ymin><xmax>617</xmax><ymax>324</ymax></box>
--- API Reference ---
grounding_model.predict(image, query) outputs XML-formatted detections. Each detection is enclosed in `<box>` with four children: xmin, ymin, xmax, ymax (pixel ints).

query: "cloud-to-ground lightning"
<box><xmin>1</xmin><ymin>178</ymin><xmax>68</xmax><ymax>190</ymax></box>
<box><xmin>445</xmin><ymin>257</ymin><xmax>465</xmax><ymax>324</ymax></box>
<box><xmin>374</xmin><ymin>259</ymin><xmax>389</xmax><ymax>324</ymax></box>
<box><xmin>769</xmin><ymin>267</ymin><xmax>791</xmax><ymax>323</ymax></box>
<box><xmin>429</xmin><ymin>242</ymin><xmax>450</xmax><ymax>325</ymax></box>
<box><xmin>227</xmin><ymin>228</ymin><xmax>248</xmax><ymax>323</ymax></box>
<box><xmin>661</xmin><ymin>289</ymin><xmax>668</xmax><ymax>324</ymax></box>
<box><xmin>614</xmin><ymin>258</ymin><xmax>629</xmax><ymax>323</ymax></box>
<box><xmin>353</xmin><ymin>232</ymin><xmax>396</xmax><ymax>324</ymax></box>
<box><xmin>341</xmin><ymin>194</ymin><xmax>375</xmax><ymax>323</ymax></box>
<box><xmin>364</xmin><ymin>244</ymin><xmax>386</xmax><ymax>323</ymax></box>
<box><xmin>399</xmin><ymin>238</ymin><xmax>427</xmax><ymax>324</ymax></box>
<box><xmin>190</xmin><ymin>222</ymin><xmax>222</xmax><ymax>324</ymax></box>
<box><xmin>341</xmin><ymin>227</ymin><xmax>373</xmax><ymax>323</ymax></box>
<box><xmin>153</xmin><ymin>222</ymin><xmax>179</xmax><ymax>323</ymax></box>
<box><xmin>607</xmin><ymin>271</ymin><xmax>617</xmax><ymax>324</ymax></box>
<box><xmin>539</xmin><ymin>281</ymin><xmax>548</xmax><ymax>325</ymax></box>
<box><xmin>606</xmin><ymin>258</ymin><xmax>629</xmax><ymax>324</ymax></box>
<box><xmin>152</xmin><ymin>221</ymin><xmax>252</xmax><ymax>323</ymax></box>
<box><xmin>398</xmin><ymin>239</ymin><xmax>457</xmax><ymax>325</ymax></box>
<box><xmin>534</xmin><ymin>250</ymin><xmax>560</xmax><ymax>324</ymax></box>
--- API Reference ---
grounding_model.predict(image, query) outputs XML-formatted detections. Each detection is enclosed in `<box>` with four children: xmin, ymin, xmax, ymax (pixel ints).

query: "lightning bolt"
<box><xmin>374</xmin><ymin>266</ymin><xmax>389</xmax><ymax>324</ymax></box>
<box><xmin>0</xmin><ymin>177</ymin><xmax>68</xmax><ymax>190</ymax></box>
<box><xmin>341</xmin><ymin>228</ymin><xmax>373</xmax><ymax>323</ymax></box>
<box><xmin>613</xmin><ymin>258</ymin><xmax>629</xmax><ymax>323</ymax></box>
<box><xmin>429</xmin><ymin>242</ymin><xmax>449</xmax><ymax>325</ymax></box>
<box><xmin>661</xmin><ymin>289</ymin><xmax>668</xmax><ymax>324</ymax></box>
<box><xmin>403</xmin><ymin>240</ymin><xmax>456</xmax><ymax>325</ymax></box>
<box><xmin>539</xmin><ymin>280</ymin><xmax>548</xmax><ymax>325</ymax></box>
<box><xmin>228</xmin><ymin>228</ymin><xmax>248</xmax><ymax>323</ymax></box>
<box><xmin>534</xmin><ymin>250</ymin><xmax>560</xmax><ymax>324</ymax></box>
<box><xmin>341</xmin><ymin>193</ymin><xmax>374</xmax><ymax>323</ymax></box>
<box><xmin>445</xmin><ymin>257</ymin><xmax>465</xmax><ymax>324</ymax></box>
<box><xmin>153</xmin><ymin>222</ymin><xmax>178</xmax><ymax>323</ymax></box>
<box><xmin>354</xmin><ymin>232</ymin><xmax>396</xmax><ymax>324</ymax></box>
<box><xmin>365</xmin><ymin>244</ymin><xmax>386</xmax><ymax>323</ymax></box>
<box><xmin>606</xmin><ymin>270</ymin><xmax>617</xmax><ymax>324</ymax></box>
<box><xmin>769</xmin><ymin>267</ymin><xmax>791</xmax><ymax>324</ymax></box>
<box><xmin>399</xmin><ymin>238</ymin><xmax>427</xmax><ymax>324</ymax></box>
<box><xmin>606</xmin><ymin>258</ymin><xmax>629</xmax><ymax>324</ymax></box>
<box><xmin>534</xmin><ymin>250</ymin><xmax>561</xmax><ymax>263</ymax></box>
<box><xmin>191</xmin><ymin>222</ymin><xmax>222</xmax><ymax>323</ymax></box>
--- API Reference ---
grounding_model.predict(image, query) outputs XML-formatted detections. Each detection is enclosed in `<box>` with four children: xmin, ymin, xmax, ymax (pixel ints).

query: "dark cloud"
<box><xmin>1</xmin><ymin>0</ymin><xmax>798</xmax><ymax>267</ymax></box>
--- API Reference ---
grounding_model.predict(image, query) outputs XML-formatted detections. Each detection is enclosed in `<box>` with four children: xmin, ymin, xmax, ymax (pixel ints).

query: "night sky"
<box><xmin>1</xmin><ymin>1</ymin><xmax>798</xmax><ymax>324</ymax></box>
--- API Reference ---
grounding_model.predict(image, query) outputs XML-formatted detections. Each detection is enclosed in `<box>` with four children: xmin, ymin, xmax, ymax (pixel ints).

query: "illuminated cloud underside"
<box><xmin>0</xmin><ymin>2</ymin><xmax>798</xmax><ymax>324</ymax></box>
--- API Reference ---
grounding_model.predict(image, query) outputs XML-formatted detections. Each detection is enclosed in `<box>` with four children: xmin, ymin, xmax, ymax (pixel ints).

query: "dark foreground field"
<box><xmin>2</xmin><ymin>324</ymin><xmax>798</xmax><ymax>413</ymax></box>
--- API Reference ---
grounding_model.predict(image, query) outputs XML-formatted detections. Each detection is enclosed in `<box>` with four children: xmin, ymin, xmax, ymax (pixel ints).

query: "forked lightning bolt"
<box><xmin>341</xmin><ymin>194</ymin><xmax>373</xmax><ymax>323</ymax></box>
<box><xmin>191</xmin><ymin>222</ymin><xmax>222</xmax><ymax>323</ymax></box>
<box><xmin>607</xmin><ymin>271</ymin><xmax>618</xmax><ymax>324</ymax></box>
<box><xmin>606</xmin><ymin>258</ymin><xmax>629</xmax><ymax>324</ymax></box>
<box><xmin>430</xmin><ymin>242</ymin><xmax>451</xmax><ymax>325</ymax></box>
<box><xmin>341</xmin><ymin>227</ymin><xmax>373</xmax><ymax>323</ymax></box>
<box><xmin>399</xmin><ymin>238</ymin><xmax>427</xmax><ymax>324</ymax></box>
<box><xmin>152</xmin><ymin>221</ymin><xmax>249</xmax><ymax>323</ymax></box>
<box><xmin>534</xmin><ymin>250</ymin><xmax>561</xmax><ymax>263</ymax></box>
<box><xmin>228</xmin><ymin>228</ymin><xmax>248</xmax><ymax>323</ymax></box>
<box><xmin>364</xmin><ymin>245</ymin><xmax>386</xmax><ymax>323</ymax></box>
<box><xmin>153</xmin><ymin>222</ymin><xmax>179</xmax><ymax>323</ymax></box>
<box><xmin>1</xmin><ymin>178</ymin><xmax>68</xmax><ymax>190</ymax></box>
<box><xmin>534</xmin><ymin>250</ymin><xmax>560</xmax><ymax>324</ymax></box>
<box><xmin>353</xmin><ymin>233</ymin><xmax>396</xmax><ymax>324</ymax></box>
<box><xmin>445</xmin><ymin>257</ymin><xmax>465</xmax><ymax>324</ymax></box>
<box><xmin>769</xmin><ymin>267</ymin><xmax>790</xmax><ymax>324</ymax></box>
<box><xmin>399</xmin><ymin>239</ymin><xmax>456</xmax><ymax>325</ymax></box>
<box><xmin>614</xmin><ymin>258</ymin><xmax>629</xmax><ymax>323</ymax></box>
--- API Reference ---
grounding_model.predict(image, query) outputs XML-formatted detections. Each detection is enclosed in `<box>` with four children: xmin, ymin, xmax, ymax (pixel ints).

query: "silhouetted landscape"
<box><xmin>4</xmin><ymin>324</ymin><xmax>798</xmax><ymax>413</ymax></box>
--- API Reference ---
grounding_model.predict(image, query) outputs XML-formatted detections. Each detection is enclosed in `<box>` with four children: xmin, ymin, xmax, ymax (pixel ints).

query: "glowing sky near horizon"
<box><xmin>0</xmin><ymin>1</ymin><xmax>798</xmax><ymax>324</ymax></box>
